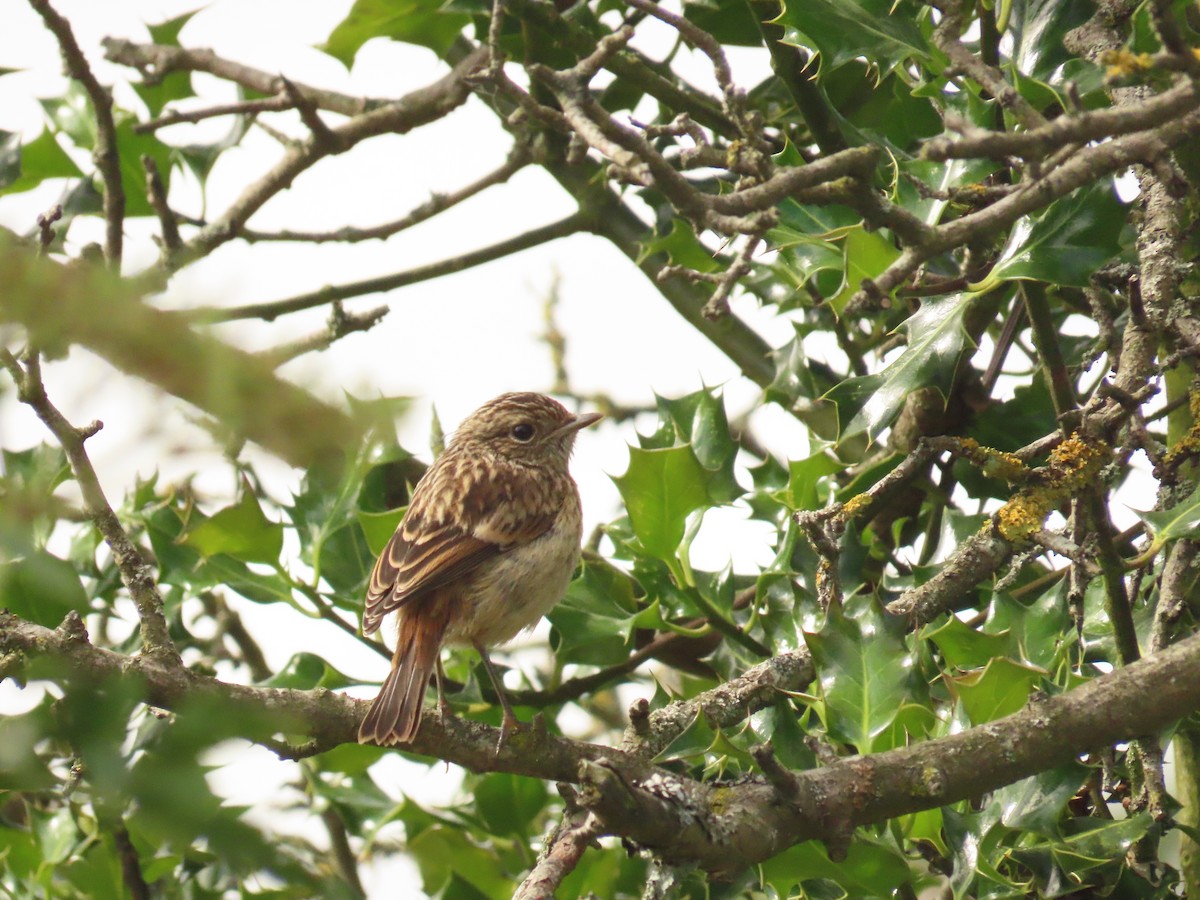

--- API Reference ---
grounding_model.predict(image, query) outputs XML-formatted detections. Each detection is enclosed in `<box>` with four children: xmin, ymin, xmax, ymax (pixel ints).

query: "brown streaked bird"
<box><xmin>357</xmin><ymin>392</ymin><xmax>601</xmax><ymax>747</ymax></box>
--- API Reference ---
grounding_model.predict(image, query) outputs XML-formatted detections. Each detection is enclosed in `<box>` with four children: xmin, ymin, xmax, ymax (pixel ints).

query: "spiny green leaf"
<box><xmin>613</xmin><ymin>445</ymin><xmax>709</xmax><ymax>560</ymax></box>
<box><xmin>643</xmin><ymin>388</ymin><xmax>742</xmax><ymax>502</ymax></box>
<box><xmin>924</xmin><ymin>615</ymin><xmax>1012</xmax><ymax>670</ymax></box>
<box><xmin>356</xmin><ymin>507</ymin><xmax>406</xmax><ymax>555</ymax></box>
<box><xmin>787</xmin><ymin>452</ymin><xmax>842</xmax><ymax>511</ymax></box>
<box><xmin>826</xmin><ymin>293</ymin><xmax>974</xmax><ymax>442</ymax></box>
<box><xmin>639</xmin><ymin>219</ymin><xmax>721</xmax><ymax>272</ymax></box>
<box><xmin>804</xmin><ymin>594</ymin><xmax>926</xmax><ymax>753</ymax></box>
<box><xmin>1138</xmin><ymin>481</ymin><xmax>1200</xmax><ymax>550</ymax></box>
<box><xmin>774</xmin><ymin>0</ymin><xmax>929</xmax><ymax>75</ymax></box>
<box><xmin>828</xmin><ymin>226</ymin><xmax>901</xmax><ymax>316</ymax></box>
<box><xmin>949</xmin><ymin>657</ymin><xmax>1048</xmax><ymax>725</ymax></box>
<box><xmin>995</xmin><ymin>762</ymin><xmax>1088</xmax><ymax>836</ymax></box>
<box><xmin>183</xmin><ymin>485</ymin><xmax>283</xmax><ymax>565</ymax></box>
<box><xmin>981</xmin><ymin>182</ymin><xmax>1129</xmax><ymax>288</ymax></box>
<box><xmin>549</xmin><ymin>559</ymin><xmax>638</xmax><ymax>664</ymax></box>
<box><xmin>321</xmin><ymin>0</ymin><xmax>471</xmax><ymax>65</ymax></box>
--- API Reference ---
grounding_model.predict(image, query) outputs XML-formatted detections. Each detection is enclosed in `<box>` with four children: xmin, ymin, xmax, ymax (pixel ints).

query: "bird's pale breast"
<box><xmin>444</xmin><ymin>489</ymin><xmax>582</xmax><ymax>647</ymax></box>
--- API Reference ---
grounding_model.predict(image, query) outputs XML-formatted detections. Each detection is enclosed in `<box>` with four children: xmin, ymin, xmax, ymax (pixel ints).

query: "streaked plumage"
<box><xmin>357</xmin><ymin>393</ymin><xmax>600</xmax><ymax>746</ymax></box>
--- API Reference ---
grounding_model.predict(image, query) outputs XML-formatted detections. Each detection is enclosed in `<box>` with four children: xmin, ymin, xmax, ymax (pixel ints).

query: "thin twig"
<box><xmin>135</xmin><ymin>94</ymin><xmax>294</xmax><ymax>133</ymax></box>
<box><xmin>29</xmin><ymin>0</ymin><xmax>125</xmax><ymax>266</ymax></box>
<box><xmin>513</xmin><ymin>808</ymin><xmax>604</xmax><ymax>900</ymax></box>
<box><xmin>239</xmin><ymin>144</ymin><xmax>530</xmax><ymax>244</ymax></box>
<box><xmin>6</xmin><ymin>352</ymin><xmax>180</xmax><ymax>664</ymax></box>
<box><xmin>194</xmin><ymin>211</ymin><xmax>591</xmax><ymax>323</ymax></box>
<box><xmin>256</xmin><ymin>303</ymin><xmax>389</xmax><ymax>368</ymax></box>
<box><xmin>142</xmin><ymin>155</ymin><xmax>182</xmax><ymax>260</ymax></box>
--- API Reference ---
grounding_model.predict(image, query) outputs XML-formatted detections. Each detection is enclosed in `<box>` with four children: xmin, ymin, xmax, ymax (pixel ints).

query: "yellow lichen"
<box><xmin>996</xmin><ymin>494</ymin><xmax>1050</xmax><ymax>542</ymax></box>
<box><xmin>1099</xmin><ymin>49</ymin><xmax>1154</xmax><ymax>79</ymax></box>
<box><xmin>994</xmin><ymin>433</ymin><xmax>1108</xmax><ymax>543</ymax></box>
<box><xmin>839</xmin><ymin>492</ymin><xmax>871</xmax><ymax>521</ymax></box>
<box><xmin>1161</xmin><ymin>389</ymin><xmax>1200</xmax><ymax>470</ymax></box>
<box><xmin>957</xmin><ymin>437</ymin><xmax>1029</xmax><ymax>483</ymax></box>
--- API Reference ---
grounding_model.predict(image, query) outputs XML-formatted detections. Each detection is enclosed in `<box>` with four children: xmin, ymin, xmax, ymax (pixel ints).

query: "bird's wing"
<box><xmin>361</xmin><ymin>478</ymin><xmax>559</xmax><ymax>635</ymax></box>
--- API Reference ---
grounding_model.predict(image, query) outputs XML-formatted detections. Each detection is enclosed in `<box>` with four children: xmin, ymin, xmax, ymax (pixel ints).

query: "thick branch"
<box><xmin>584</xmin><ymin>627</ymin><xmax>1200</xmax><ymax>873</ymax></box>
<box><xmin>0</xmin><ymin>238</ymin><xmax>359</xmax><ymax>469</ymax></box>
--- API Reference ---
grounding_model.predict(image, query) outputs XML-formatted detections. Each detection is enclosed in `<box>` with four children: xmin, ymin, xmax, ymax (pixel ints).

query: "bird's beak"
<box><xmin>550</xmin><ymin>411</ymin><xmax>602</xmax><ymax>440</ymax></box>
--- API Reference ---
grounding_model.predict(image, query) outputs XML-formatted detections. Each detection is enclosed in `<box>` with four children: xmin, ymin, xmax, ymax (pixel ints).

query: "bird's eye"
<box><xmin>511</xmin><ymin>423</ymin><xmax>536</xmax><ymax>442</ymax></box>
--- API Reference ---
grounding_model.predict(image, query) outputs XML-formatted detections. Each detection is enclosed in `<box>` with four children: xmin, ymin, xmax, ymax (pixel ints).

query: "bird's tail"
<box><xmin>358</xmin><ymin>608</ymin><xmax>448</xmax><ymax>745</ymax></box>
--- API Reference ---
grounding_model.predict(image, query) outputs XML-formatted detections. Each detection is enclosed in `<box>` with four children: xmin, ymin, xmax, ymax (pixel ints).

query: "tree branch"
<box><xmin>583</xmin><ymin>626</ymin><xmax>1200</xmax><ymax>874</ymax></box>
<box><xmin>0</xmin><ymin>237</ymin><xmax>360</xmax><ymax>469</ymax></box>
<box><xmin>196</xmin><ymin>211</ymin><xmax>590</xmax><ymax>323</ymax></box>
<box><xmin>30</xmin><ymin>0</ymin><xmax>124</xmax><ymax>267</ymax></box>
<box><xmin>4</xmin><ymin>353</ymin><xmax>179</xmax><ymax>664</ymax></box>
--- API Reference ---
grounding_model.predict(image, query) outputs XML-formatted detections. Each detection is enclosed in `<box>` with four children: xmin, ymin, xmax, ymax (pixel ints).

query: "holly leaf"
<box><xmin>774</xmin><ymin>0</ymin><xmax>929</xmax><ymax>75</ymax></box>
<box><xmin>183</xmin><ymin>484</ymin><xmax>284</xmax><ymax>565</ymax></box>
<box><xmin>613</xmin><ymin>445</ymin><xmax>709</xmax><ymax>560</ymax></box>
<box><xmin>322</xmin><ymin>0</ymin><xmax>471</xmax><ymax>65</ymax></box>
<box><xmin>804</xmin><ymin>595</ymin><xmax>926</xmax><ymax>753</ymax></box>
<box><xmin>982</xmin><ymin>182</ymin><xmax>1129</xmax><ymax>288</ymax></box>
<box><xmin>826</xmin><ymin>293</ymin><xmax>974</xmax><ymax>442</ymax></box>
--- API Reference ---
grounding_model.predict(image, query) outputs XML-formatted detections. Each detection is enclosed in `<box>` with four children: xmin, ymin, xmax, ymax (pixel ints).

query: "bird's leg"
<box><xmin>474</xmin><ymin>641</ymin><xmax>519</xmax><ymax>752</ymax></box>
<box><xmin>435</xmin><ymin>657</ymin><xmax>451</xmax><ymax>724</ymax></box>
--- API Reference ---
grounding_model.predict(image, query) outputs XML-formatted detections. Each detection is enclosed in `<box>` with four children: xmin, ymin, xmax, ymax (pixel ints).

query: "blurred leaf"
<box><xmin>614</xmin><ymin>445</ymin><xmax>709</xmax><ymax>560</ymax></box>
<box><xmin>683</xmin><ymin>0</ymin><xmax>764</xmax><ymax>45</ymax></box>
<box><xmin>407</xmin><ymin>824</ymin><xmax>513</xmax><ymax>898</ymax></box>
<box><xmin>949</xmin><ymin>657</ymin><xmax>1047</xmax><ymax>725</ymax></box>
<box><xmin>356</xmin><ymin>506</ymin><xmax>406</xmax><ymax>555</ymax></box>
<box><xmin>0</xmin><ymin>698</ymin><xmax>58</xmax><ymax>791</ymax></box>
<box><xmin>195</xmin><ymin>554</ymin><xmax>296</xmax><ymax>605</ymax></box>
<box><xmin>774</xmin><ymin>0</ymin><xmax>929</xmax><ymax>74</ymax></box>
<box><xmin>0</xmin><ymin>550</ymin><xmax>89</xmax><ymax>627</ymax></box>
<box><xmin>322</xmin><ymin>0</ymin><xmax>471</xmax><ymax>64</ymax></box>
<box><xmin>265</xmin><ymin>652</ymin><xmax>355</xmax><ymax>690</ymax></box>
<box><xmin>317</xmin><ymin>520</ymin><xmax>375</xmax><ymax>593</ymax></box>
<box><xmin>804</xmin><ymin>594</ymin><xmax>926</xmax><ymax>753</ymax></box>
<box><xmin>0</xmin><ymin>128</ymin><xmax>81</xmax><ymax>196</ymax></box>
<box><xmin>473</xmin><ymin>773</ymin><xmax>548</xmax><ymax>839</ymax></box>
<box><xmin>0</xmin><ymin>130</ymin><xmax>21</xmax><ymax>188</ymax></box>
<box><xmin>759</xmin><ymin>836</ymin><xmax>913</xmax><ymax>896</ymax></box>
<box><xmin>183</xmin><ymin>485</ymin><xmax>283</xmax><ymax>565</ymax></box>
<box><xmin>826</xmin><ymin>293</ymin><xmax>974</xmax><ymax>442</ymax></box>
<box><xmin>313</xmin><ymin>741</ymin><xmax>388</xmax><ymax>776</ymax></box>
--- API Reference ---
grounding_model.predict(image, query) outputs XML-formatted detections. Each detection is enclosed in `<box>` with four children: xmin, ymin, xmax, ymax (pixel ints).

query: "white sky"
<box><xmin>0</xmin><ymin>3</ymin><xmax>803</xmax><ymax>896</ymax></box>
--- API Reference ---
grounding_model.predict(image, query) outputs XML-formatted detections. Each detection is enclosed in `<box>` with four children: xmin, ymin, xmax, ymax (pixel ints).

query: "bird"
<box><xmin>357</xmin><ymin>392</ymin><xmax>601</xmax><ymax>747</ymax></box>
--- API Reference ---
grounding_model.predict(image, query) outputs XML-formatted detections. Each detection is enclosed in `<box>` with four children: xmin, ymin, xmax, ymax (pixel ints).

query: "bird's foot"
<box><xmin>495</xmin><ymin>711</ymin><xmax>521</xmax><ymax>755</ymax></box>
